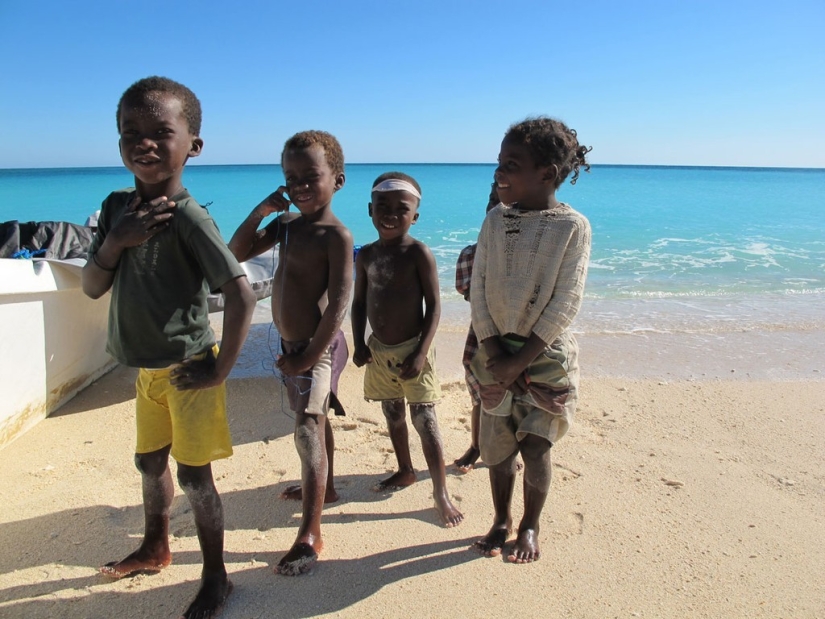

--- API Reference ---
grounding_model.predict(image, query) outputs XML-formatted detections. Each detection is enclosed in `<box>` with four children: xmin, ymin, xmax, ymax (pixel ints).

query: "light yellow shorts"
<box><xmin>135</xmin><ymin>344</ymin><xmax>233</xmax><ymax>466</ymax></box>
<box><xmin>363</xmin><ymin>334</ymin><xmax>442</xmax><ymax>404</ymax></box>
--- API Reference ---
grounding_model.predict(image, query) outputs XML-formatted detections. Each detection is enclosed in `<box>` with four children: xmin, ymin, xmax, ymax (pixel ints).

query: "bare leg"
<box><xmin>454</xmin><ymin>402</ymin><xmax>481</xmax><ymax>473</ymax></box>
<box><xmin>373</xmin><ymin>398</ymin><xmax>417</xmax><ymax>490</ymax></box>
<box><xmin>410</xmin><ymin>404</ymin><xmax>464</xmax><ymax>527</ymax></box>
<box><xmin>508</xmin><ymin>434</ymin><xmax>552</xmax><ymax>564</ymax></box>
<box><xmin>177</xmin><ymin>463</ymin><xmax>233</xmax><ymax>618</ymax></box>
<box><xmin>280</xmin><ymin>419</ymin><xmax>339</xmax><ymax>503</ymax></box>
<box><xmin>277</xmin><ymin>412</ymin><xmax>328</xmax><ymax>576</ymax></box>
<box><xmin>474</xmin><ymin>449</ymin><xmax>518</xmax><ymax>557</ymax></box>
<box><xmin>100</xmin><ymin>445</ymin><xmax>173</xmax><ymax>578</ymax></box>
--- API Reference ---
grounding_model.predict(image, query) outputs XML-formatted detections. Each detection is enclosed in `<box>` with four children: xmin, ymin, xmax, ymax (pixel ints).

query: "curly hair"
<box><xmin>371</xmin><ymin>171</ymin><xmax>422</xmax><ymax>195</ymax></box>
<box><xmin>117</xmin><ymin>76</ymin><xmax>202</xmax><ymax>135</ymax></box>
<box><xmin>282</xmin><ymin>130</ymin><xmax>345</xmax><ymax>176</ymax></box>
<box><xmin>505</xmin><ymin>117</ymin><xmax>592</xmax><ymax>187</ymax></box>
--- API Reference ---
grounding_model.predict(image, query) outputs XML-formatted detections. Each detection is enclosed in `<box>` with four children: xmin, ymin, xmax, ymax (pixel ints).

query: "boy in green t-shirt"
<box><xmin>82</xmin><ymin>76</ymin><xmax>255</xmax><ymax>619</ymax></box>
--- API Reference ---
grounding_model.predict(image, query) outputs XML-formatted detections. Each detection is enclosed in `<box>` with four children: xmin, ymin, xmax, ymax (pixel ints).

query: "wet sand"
<box><xmin>0</xmin><ymin>307</ymin><xmax>823</xmax><ymax>618</ymax></box>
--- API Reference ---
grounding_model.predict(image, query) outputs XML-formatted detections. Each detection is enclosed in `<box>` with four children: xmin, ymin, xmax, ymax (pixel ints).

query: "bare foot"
<box><xmin>275</xmin><ymin>542</ymin><xmax>320</xmax><ymax>576</ymax></box>
<box><xmin>434</xmin><ymin>492</ymin><xmax>464</xmax><ymax>528</ymax></box>
<box><xmin>473</xmin><ymin>525</ymin><xmax>510</xmax><ymax>557</ymax></box>
<box><xmin>372</xmin><ymin>469</ymin><xmax>416</xmax><ymax>491</ymax></box>
<box><xmin>181</xmin><ymin>573</ymin><xmax>233</xmax><ymax>619</ymax></box>
<box><xmin>507</xmin><ymin>527</ymin><xmax>541</xmax><ymax>563</ymax></box>
<box><xmin>453</xmin><ymin>446</ymin><xmax>480</xmax><ymax>473</ymax></box>
<box><xmin>279</xmin><ymin>484</ymin><xmax>340</xmax><ymax>504</ymax></box>
<box><xmin>99</xmin><ymin>548</ymin><xmax>172</xmax><ymax>579</ymax></box>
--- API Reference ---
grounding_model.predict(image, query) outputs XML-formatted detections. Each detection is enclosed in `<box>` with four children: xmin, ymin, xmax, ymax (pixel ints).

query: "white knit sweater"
<box><xmin>470</xmin><ymin>203</ymin><xmax>591</xmax><ymax>345</ymax></box>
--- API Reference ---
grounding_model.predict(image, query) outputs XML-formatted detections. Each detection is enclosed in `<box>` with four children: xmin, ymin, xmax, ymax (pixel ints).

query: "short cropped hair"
<box><xmin>117</xmin><ymin>76</ymin><xmax>202</xmax><ymax>135</ymax></box>
<box><xmin>505</xmin><ymin>116</ymin><xmax>592</xmax><ymax>187</ymax></box>
<box><xmin>371</xmin><ymin>171</ymin><xmax>422</xmax><ymax>196</ymax></box>
<box><xmin>282</xmin><ymin>130</ymin><xmax>345</xmax><ymax>176</ymax></box>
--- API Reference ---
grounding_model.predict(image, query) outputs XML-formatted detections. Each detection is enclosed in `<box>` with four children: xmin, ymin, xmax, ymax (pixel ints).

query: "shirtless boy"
<box><xmin>229</xmin><ymin>130</ymin><xmax>353</xmax><ymax>575</ymax></box>
<box><xmin>82</xmin><ymin>76</ymin><xmax>255</xmax><ymax>618</ymax></box>
<box><xmin>351</xmin><ymin>172</ymin><xmax>464</xmax><ymax>528</ymax></box>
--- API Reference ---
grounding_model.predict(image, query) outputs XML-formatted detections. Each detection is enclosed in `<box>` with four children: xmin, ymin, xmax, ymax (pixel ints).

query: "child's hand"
<box><xmin>398</xmin><ymin>351</ymin><xmax>426</xmax><ymax>380</ymax></box>
<box><xmin>508</xmin><ymin>371</ymin><xmax>530</xmax><ymax>396</ymax></box>
<box><xmin>170</xmin><ymin>348</ymin><xmax>222</xmax><ymax>391</ymax></box>
<box><xmin>275</xmin><ymin>351</ymin><xmax>312</xmax><ymax>377</ymax></box>
<box><xmin>352</xmin><ymin>344</ymin><xmax>373</xmax><ymax>368</ymax></box>
<box><xmin>110</xmin><ymin>194</ymin><xmax>175</xmax><ymax>248</ymax></box>
<box><xmin>485</xmin><ymin>353</ymin><xmax>529</xmax><ymax>395</ymax></box>
<box><xmin>256</xmin><ymin>186</ymin><xmax>291</xmax><ymax>218</ymax></box>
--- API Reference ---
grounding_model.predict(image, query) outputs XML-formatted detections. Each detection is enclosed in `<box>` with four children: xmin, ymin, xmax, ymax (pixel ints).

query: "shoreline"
<box><xmin>0</xmin><ymin>309</ymin><xmax>823</xmax><ymax>618</ymax></box>
<box><xmin>239</xmin><ymin>299</ymin><xmax>825</xmax><ymax>384</ymax></box>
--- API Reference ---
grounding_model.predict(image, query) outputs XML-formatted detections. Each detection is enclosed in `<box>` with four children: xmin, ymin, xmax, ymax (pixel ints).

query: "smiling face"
<box><xmin>494</xmin><ymin>135</ymin><xmax>556</xmax><ymax>210</ymax></box>
<box><xmin>369</xmin><ymin>189</ymin><xmax>420</xmax><ymax>243</ymax></box>
<box><xmin>118</xmin><ymin>92</ymin><xmax>202</xmax><ymax>198</ymax></box>
<box><xmin>281</xmin><ymin>144</ymin><xmax>344</xmax><ymax>217</ymax></box>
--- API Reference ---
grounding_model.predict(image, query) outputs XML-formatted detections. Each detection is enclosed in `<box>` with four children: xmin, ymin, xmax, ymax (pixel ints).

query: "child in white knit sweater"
<box><xmin>470</xmin><ymin>116</ymin><xmax>591</xmax><ymax>563</ymax></box>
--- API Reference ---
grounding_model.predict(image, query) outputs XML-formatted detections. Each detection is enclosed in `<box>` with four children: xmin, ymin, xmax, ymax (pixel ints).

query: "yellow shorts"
<box><xmin>363</xmin><ymin>334</ymin><xmax>441</xmax><ymax>404</ymax></box>
<box><xmin>135</xmin><ymin>345</ymin><xmax>233</xmax><ymax>466</ymax></box>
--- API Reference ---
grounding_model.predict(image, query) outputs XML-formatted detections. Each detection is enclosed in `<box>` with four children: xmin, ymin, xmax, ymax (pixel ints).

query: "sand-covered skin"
<box><xmin>0</xmin><ymin>321</ymin><xmax>823</xmax><ymax>618</ymax></box>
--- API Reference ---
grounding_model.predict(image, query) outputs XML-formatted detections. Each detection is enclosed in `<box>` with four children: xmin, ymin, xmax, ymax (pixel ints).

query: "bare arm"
<box><xmin>277</xmin><ymin>228</ymin><xmax>354</xmax><ymax>375</ymax></box>
<box><xmin>82</xmin><ymin>236</ymin><xmax>122</xmax><ymax>299</ymax></box>
<box><xmin>350</xmin><ymin>247</ymin><xmax>372</xmax><ymax>367</ymax></box>
<box><xmin>171</xmin><ymin>275</ymin><xmax>256</xmax><ymax>390</ymax></box>
<box><xmin>82</xmin><ymin>195</ymin><xmax>176</xmax><ymax>299</ymax></box>
<box><xmin>227</xmin><ymin>189</ymin><xmax>290</xmax><ymax>262</ymax></box>
<box><xmin>398</xmin><ymin>244</ymin><xmax>440</xmax><ymax>379</ymax></box>
<box><xmin>416</xmin><ymin>243</ymin><xmax>441</xmax><ymax>358</ymax></box>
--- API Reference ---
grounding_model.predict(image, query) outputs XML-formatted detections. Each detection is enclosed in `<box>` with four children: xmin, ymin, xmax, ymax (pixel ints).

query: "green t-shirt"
<box><xmin>90</xmin><ymin>189</ymin><xmax>245</xmax><ymax>368</ymax></box>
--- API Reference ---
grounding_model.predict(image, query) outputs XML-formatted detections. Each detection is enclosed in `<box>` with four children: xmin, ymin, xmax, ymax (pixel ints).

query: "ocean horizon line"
<box><xmin>2</xmin><ymin>163</ymin><xmax>824</xmax><ymax>173</ymax></box>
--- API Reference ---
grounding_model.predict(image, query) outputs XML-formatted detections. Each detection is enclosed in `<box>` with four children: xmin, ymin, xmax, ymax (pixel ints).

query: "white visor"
<box><xmin>371</xmin><ymin>179</ymin><xmax>421</xmax><ymax>200</ymax></box>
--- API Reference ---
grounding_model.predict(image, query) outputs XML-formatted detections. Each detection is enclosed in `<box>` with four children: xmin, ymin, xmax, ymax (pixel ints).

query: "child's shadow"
<box><xmin>0</xmin><ymin>478</ymin><xmax>454</xmax><ymax>579</ymax></box>
<box><xmin>0</xmin><ymin>481</ymin><xmax>481</xmax><ymax>618</ymax></box>
<box><xmin>0</xmin><ymin>536</ymin><xmax>480</xmax><ymax>619</ymax></box>
<box><xmin>227</xmin><ymin>535</ymin><xmax>481</xmax><ymax>618</ymax></box>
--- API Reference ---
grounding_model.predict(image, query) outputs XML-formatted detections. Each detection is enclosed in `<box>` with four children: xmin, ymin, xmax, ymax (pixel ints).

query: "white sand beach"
<box><xmin>0</xmin><ymin>306</ymin><xmax>823</xmax><ymax>618</ymax></box>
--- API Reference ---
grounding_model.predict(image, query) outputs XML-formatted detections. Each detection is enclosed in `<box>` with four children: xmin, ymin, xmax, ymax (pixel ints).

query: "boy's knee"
<box><xmin>410</xmin><ymin>403</ymin><xmax>437</xmax><ymax>435</ymax></box>
<box><xmin>176</xmin><ymin>463</ymin><xmax>212</xmax><ymax>491</ymax></box>
<box><xmin>381</xmin><ymin>398</ymin><xmax>406</xmax><ymax>423</ymax></box>
<box><xmin>519</xmin><ymin>434</ymin><xmax>552</xmax><ymax>460</ymax></box>
<box><xmin>489</xmin><ymin>449</ymin><xmax>520</xmax><ymax>474</ymax></box>
<box><xmin>134</xmin><ymin>449</ymin><xmax>169</xmax><ymax>477</ymax></box>
<box><xmin>519</xmin><ymin>435</ymin><xmax>553</xmax><ymax>490</ymax></box>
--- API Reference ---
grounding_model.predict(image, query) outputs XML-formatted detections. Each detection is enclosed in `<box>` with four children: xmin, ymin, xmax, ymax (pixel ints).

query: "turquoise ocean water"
<box><xmin>2</xmin><ymin>164</ymin><xmax>824</xmax><ymax>340</ymax></box>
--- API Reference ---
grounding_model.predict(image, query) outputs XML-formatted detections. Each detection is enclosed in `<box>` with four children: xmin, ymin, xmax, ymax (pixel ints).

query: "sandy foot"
<box><xmin>275</xmin><ymin>542</ymin><xmax>319</xmax><ymax>576</ymax></box>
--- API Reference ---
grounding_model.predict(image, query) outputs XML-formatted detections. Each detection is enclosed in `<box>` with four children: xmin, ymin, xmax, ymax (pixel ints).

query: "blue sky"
<box><xmin>1</xmin><ymin>0</ymin><xmax>823</xmax><ymax>168</ymax></box>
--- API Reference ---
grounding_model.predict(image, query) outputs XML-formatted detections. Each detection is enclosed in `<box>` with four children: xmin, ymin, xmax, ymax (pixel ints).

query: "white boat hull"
<box><xmin>0</xmin><ymin>258</ymin><xmax>115</xmax><ymax>449</ymax></box>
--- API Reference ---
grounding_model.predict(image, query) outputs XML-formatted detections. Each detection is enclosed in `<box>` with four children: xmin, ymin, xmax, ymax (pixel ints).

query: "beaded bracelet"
<box><xmin>92</xmin><ymin>252</ymin><xmax>118</xmax><ymax>272</ymax></box>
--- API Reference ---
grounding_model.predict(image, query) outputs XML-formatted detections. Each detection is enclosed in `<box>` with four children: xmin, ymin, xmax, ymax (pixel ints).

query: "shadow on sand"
<box><xmin>0</xmin><ymin>477</ymin><xmax>480</xmax><ymax>618</ymax></box>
